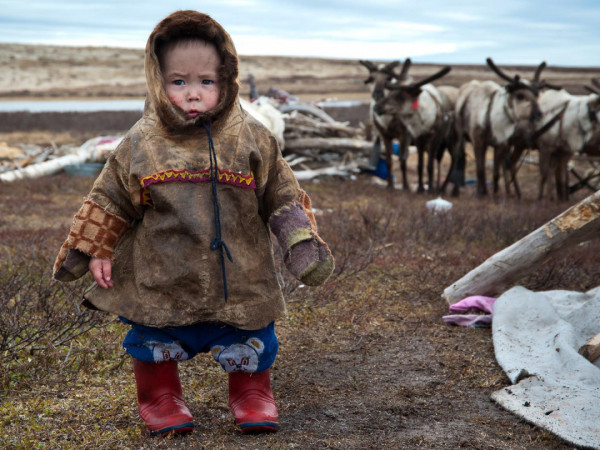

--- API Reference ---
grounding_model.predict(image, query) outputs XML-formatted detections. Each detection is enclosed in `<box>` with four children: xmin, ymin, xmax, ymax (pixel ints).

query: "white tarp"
<box><xmin>491</xmin><ymin>285</ymin><xmax>600</xmax><ymax>449</ymax></box>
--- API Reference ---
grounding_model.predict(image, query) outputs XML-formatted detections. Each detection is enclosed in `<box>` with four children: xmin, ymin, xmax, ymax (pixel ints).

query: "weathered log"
<box><xmin>443</xmin><ymin>189</ymin><xmax>600</xmax><ymax>304</ymax></box>
<box><xmin>284</xmin><ymin>137</ymin><xmax>371</xmax><ymax>154</ymax></box>
<box><xmin>579</xmin><ymin>331</ymin><xmax>600</xmax><ymax>362</ymax></box>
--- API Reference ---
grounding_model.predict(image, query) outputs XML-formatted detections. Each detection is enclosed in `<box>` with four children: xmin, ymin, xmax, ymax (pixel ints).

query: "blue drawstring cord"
<box><xmin>202</xmin><ymin>120</ymin><xmax>233</xmax><ymax>301</ymax></box>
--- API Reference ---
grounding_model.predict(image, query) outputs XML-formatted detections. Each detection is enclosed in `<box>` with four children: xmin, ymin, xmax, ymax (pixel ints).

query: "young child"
<box><xmin>53</xmin><ymin>10</ymin><xmax>334</xmax><ymax>437</ymax></box>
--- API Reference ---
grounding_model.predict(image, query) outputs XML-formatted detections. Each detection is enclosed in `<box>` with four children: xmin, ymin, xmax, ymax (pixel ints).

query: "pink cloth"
<box><xmin>448</xmin><ymin>296</ymin><xmax>497</xmax><ymax>314</ymax></box>
<box><xmin>443</xmin><ymin>296</ymin><xmax>497</xmax><ymax>328</ymax></box>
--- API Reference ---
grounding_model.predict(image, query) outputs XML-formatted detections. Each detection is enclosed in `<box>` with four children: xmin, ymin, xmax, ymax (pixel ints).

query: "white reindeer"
<box><xmin>374</xmin><ymin>66</ymin><xmax>455</xmax><ymax>194</ymax></box>
<box><xmin>359</xmin><ymin>59</ymin><xmax>412</xmax><ymax>190</ymax></box>
<box><xmin>535</xmin><ymin>78</ymin><xmax>600</xmax><ymax>201</ymax></box>
<box><xmin>455</xmin><ymin>58</ymin><xmax>551</xmax><ymax>198</ymax></box>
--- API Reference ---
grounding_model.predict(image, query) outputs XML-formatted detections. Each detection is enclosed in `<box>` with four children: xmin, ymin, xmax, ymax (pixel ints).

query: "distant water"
<box><xmin>0</xmin><ymin>98</ymin><xmax>365</xmax><ymax>113</ymax></box>
<box><xmin>317</xmin><ymin>100</ymin><xmax>366</xmax><ymax>108</ymax></box>
<box><xmin>0</xmin><ymin>99</ymin><xmax>145</xmax><ymax>113</ymax></box>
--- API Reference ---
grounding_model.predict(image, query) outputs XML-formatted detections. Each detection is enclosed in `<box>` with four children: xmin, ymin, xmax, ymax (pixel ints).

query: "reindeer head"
<box><xmin>486</xmin><ymin>58</ymin><xmax>562</xmax><ymax>123</ymax></box>
<box><xmin>373</xmin><ymin>66</ymin><xmax>451</xmax><ymax>116</ymax></box>
<box><xmin>359</xmin><ymin>59</ymin><xmax>412</xmax><ymax>102</ymax></box>
<box><xmin>584</xmin><ymin>78</ymin><xmax>600</xmax><ymax>123</ymax></box>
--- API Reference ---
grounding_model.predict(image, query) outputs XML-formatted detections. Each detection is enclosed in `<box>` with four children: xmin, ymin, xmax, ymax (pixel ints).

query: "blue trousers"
<box><xmin>121</xmin><ymin>318</ymin><xmax>278</xmax><ymax>374</ymax></box>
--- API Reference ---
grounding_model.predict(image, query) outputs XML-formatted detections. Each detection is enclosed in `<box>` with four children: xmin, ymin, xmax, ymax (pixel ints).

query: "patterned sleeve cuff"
<box><xmin>53</xmin><ymin>199</ymin><xmax>130</xmax><ymax>281</ymax></box>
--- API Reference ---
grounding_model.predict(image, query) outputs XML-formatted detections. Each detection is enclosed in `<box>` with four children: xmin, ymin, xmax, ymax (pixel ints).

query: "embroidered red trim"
<box><xmin>138</xmin><ymin>168</ymin><xmax>256</xmax><ymax>206</ymax></box>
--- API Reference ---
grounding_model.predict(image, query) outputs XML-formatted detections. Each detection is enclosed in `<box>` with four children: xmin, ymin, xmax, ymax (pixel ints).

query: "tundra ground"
<box><xmin>1</xmin><ymin>44</ymin><xmax>599</xmax><ymax>448</ymax></box>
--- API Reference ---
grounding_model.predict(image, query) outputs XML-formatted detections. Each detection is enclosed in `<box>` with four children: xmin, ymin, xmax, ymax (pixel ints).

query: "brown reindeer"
<box><xmin>374</xmin><ymin>66</ymin><xmax>454</xmax><ymax>194</ymax></box>
<box><xmin>359</xmin><ymin>59</ymin><xmax>413</xmax><ymax>190</ymax></box>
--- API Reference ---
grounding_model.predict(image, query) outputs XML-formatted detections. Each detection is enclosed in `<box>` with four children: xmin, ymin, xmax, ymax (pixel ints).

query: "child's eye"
<box><xmin>202</xmin><ymin>80</ymin><xmax>215</xmax><ymax>86</ymax></box>
<box><xmin>173</xmin><ymin>80</ymin><xmax>185</xmax><ymax>86</ymax></box>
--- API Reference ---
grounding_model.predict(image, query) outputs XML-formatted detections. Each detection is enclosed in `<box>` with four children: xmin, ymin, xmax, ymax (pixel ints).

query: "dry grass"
<box><xmin>1</xmin><ymin>164</ymin><xmax>597</xmax><ymax>448</ymax></box>
<box><xmin>2</xmin><ymin>42</ymin><xmax>599</xmax><ymax>447</ymax></box>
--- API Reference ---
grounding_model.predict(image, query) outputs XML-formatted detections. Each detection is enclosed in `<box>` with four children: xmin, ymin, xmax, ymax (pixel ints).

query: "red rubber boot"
<box><xmin>132</xmin><ymin>359</ymin><xmax>194</xmax><ymax>436</ymax></box>
<box><xmin>228</xmin><ymin>369</ymin><xmax>279</xmax><ymax>433</ymax></box>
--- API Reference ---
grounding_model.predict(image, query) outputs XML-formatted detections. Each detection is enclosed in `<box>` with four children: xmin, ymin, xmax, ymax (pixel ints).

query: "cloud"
<box><xmin>233</xmin><ymin>35</ymin><xmax>457</xmax><ymax>60</ymax></box>
<box><xmin>0</xmin><ymin>0</ymin><xmax>599</xmax><ymax>65</ymax></box>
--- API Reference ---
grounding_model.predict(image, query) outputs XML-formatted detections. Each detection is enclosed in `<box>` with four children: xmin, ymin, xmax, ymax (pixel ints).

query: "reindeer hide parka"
<box><xmin>52</xmin><ymin>11</ymin><xmax>327</xmax><ymax>330</ymax></box>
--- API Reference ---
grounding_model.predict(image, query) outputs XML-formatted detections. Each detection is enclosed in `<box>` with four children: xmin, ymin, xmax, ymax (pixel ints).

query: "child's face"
<box><xmin>161</xmin><ymin>40</ymin><xmax>221</xmax><ymax>118</ymax></box>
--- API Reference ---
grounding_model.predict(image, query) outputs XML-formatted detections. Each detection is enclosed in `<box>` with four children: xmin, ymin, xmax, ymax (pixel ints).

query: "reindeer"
<box><xmin>534</xmin><ymin>78</ymin><xmax>600</xmax><ymax>201</ymax></box>
<box><xmin>359</xmin><ymin>59</ymin><xmax>412</xmax><ymax>190</ymax></box>
<box><xmin>373</xmin><ymin>66</ymin><xmax>454</xmax><ymax>194</ymax></box>
<box><xmin>455</xmin><ymin>58</ymin><xmax>550</xmax><ymax>198</ymax></box>
<box><xmin>435</xmin><ymin>85</ymin><xmax>461</xmax><ymax>195</ymax></box>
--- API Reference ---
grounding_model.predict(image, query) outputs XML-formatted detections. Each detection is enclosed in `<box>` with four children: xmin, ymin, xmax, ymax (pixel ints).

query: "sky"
<box><xmin>1</xmin><ymin>0</ymin><xmax>599</xmax><ymax>67</ymax></box>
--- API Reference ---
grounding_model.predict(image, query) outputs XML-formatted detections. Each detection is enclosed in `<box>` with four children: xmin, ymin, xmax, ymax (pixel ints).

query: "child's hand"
<box><xmin>89</xmin><ymin>257</ymin><xmax>114</xmax><ymax>289</ymax></box>
<box><xmin>285</xmin><ymin>239</ymin><xmax>334</xmax><ymax>286</ymax></box>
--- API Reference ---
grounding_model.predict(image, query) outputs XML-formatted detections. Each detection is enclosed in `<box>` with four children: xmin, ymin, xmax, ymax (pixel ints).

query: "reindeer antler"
<box><xmin>359</xmin><ymin>60</ymin><xmax>377</xmax><ymax>72</ymax></box>
<box><xmin>531</xmin><ymin>61</ymin><xmax>562</xmax><ymax>93</ymax></box>
<box><xmin>397</xmin><ymin>58</ymin><xmax>412</xmax><ymax>81</ymax></box>
<box><xmin>386</xmin><ymin>66</ymin><xmax>451</xmax><ymax>94</ymax></box>
<box><xmin>381</xmin><ymin>61</ymin><xmax>400</xmax><ymax>75</ymax></box>
<box><xmin>411</xmin><ymin>66</ymin><xmax>452</xmax><ymax>89</ymax></box>
<box><xmin>360</xmin><ymin>59</ymin><xmax>401</xmax><ymax>84</ymax></box>
<box><xmin>533</xmin><ymin>61</ymin><xmax>547</xmax><ymax>82</ymax></box>
<box><xmin>585</xmin><ymin>82</ymin><xmax>600</xmax><ymax>95</ymax></box>
<box><xmin>486</xmin><ymin>58</ymin><xmax>517</xmax><ymax>83</ymax></box>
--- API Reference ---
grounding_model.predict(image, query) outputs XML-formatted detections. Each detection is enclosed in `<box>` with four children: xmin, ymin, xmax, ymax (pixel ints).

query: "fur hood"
<box><xmin>145</xmin><ymin>10</ymin><xmax>240</xmax><ymax>130</ymax></box>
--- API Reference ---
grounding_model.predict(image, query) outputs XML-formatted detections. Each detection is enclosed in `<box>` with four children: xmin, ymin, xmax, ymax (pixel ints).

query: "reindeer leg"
<box><xmin>441</xmin><ymin>143</ymin><xmax>455</xmax><ymax>196</ymax></box>
<box><xmin>538</xmin><ymin>149</ymin><xmax>551</xmax><ymax>200</ymax></box>
<box><xmin>474</xmin><ymin>138</ymin><xmax>488</xmax><ymax>197</ymax></box>
<box><xmin>501</xmin><ymin>145</ymin><xmax>513</xmax><ymax>197</ymax></box>
<box><xmin>509</xmin><ymin>144</ymin><xmax>523</xmax><ymax>200</ymax></box>
<box><xmin>398</xmin><ymin>135</ymin><xmax>411</xmax><ymax>191</ymax></box>
<box><xmin>556</xmin><ymin>151</ymin><xmax>572</xmax><ymax>201</ymax></box>
<box><xmin>427</xmin><ymin>141</ymin><xmax>436</xmax><ymax>194</ymax></box>
<box><xmin>417</xmin><ymin>143</ymin><xmax>425</xmax><ymax>193</ymax></box>
<box><xmin>492</xmin><ymin>145</ymin><xmax>505</xmax><ymax>196</ymax></box>
<box><xmin>547</xmin><ymin>152</ymin><xmax>560</xmax><ymax>201</ymax></box>
<box><xmin>382</xmin><ymin>136</ymin><xmax>394</xmax><ymax>190</ymax></box>
<box><xmin>447</xmin><ymin>136</ymin><xmax>465</xmax><ymax>197</ymax></box>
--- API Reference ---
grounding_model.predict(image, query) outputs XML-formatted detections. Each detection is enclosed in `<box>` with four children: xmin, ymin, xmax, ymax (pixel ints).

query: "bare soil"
<box><xmin>2</xmin><ymin>43</ymin><xmax>600</xmax><ymax>449</ymax></box>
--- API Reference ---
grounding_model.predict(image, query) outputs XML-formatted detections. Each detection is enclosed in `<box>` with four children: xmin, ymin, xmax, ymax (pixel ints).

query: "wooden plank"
<box><xmin>578</xmin><ymin>331</ymin><xmax>600</xmax><ymax>362</ymax></box>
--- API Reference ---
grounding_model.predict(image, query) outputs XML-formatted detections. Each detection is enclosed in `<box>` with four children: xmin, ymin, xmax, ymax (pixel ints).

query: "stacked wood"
<box><xmin>0</xmin><ymin>95</ymin><xmax>371</xmax><ymax>182</ymax></box>
<box><xmin>279</xmin><ymin>101</ymin><xmax>369</xmax><ymax>177</ymax></box>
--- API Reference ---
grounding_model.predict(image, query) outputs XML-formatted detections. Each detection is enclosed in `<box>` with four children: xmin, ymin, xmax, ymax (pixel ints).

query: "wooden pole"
<box><xmin>579</xmin><ymin>331</ymin><xmax>600</xmax><ymax>362</ymax></box>
<box><xmin>443</xmin><ymin>189</ymin><xmax>600</xmax><ymax>304</ymax></box>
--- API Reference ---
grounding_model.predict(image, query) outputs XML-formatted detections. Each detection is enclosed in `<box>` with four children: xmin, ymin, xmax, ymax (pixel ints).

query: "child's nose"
<box><xmin>187</xmin><ymin>87</ymin><xmax>200</xmax><ymax>101</ymax></box>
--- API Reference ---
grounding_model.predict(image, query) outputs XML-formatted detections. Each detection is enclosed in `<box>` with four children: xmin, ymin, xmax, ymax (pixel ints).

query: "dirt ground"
<box><xmin>2</xmin><ymin>43</ymin><xmax>600</xmax><ymax>449</ymax></box>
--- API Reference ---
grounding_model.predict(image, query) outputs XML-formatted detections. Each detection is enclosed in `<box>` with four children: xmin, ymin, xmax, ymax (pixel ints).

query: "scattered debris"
<box><xmin>0</xmin><ymin>136</ymin><xmax>121</xmax><ymax>182</ymax></box>
<box><xmin>426</xmin><ymin>196</ymin><xmax>453</xmax><ymax>213</ymax></box>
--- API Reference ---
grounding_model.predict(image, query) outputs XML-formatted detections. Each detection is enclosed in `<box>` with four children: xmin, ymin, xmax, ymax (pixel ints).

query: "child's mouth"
<box><xmin>187</xmin><ymin>110</ymin><xmax>200</xmax><ymax>118</ymax></box>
